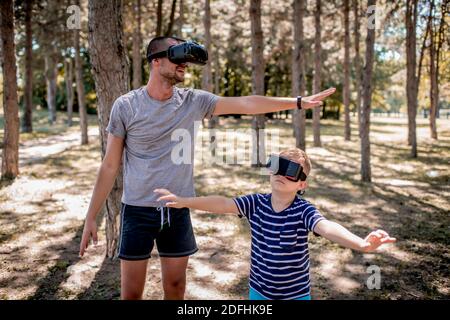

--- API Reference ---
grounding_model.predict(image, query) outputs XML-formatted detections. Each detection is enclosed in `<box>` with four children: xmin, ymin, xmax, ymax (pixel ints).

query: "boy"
<box><xmin>154</xmin><ymin>148</ymin><xmax>396</xmax><ymax>300</ymax></box>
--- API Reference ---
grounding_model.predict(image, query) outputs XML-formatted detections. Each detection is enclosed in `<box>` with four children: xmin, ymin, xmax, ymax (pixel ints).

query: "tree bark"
<box><xmin>250</xmin><ymin>0</ymin><xmax>266</xmax><ymax>167</ymax></box>
<box><xmin>343</xmin><ymin>0</ymin><xmax>351</xmax><ymax>141</ymax></box>
<box><xmin>202</xmin><ymin>0</ymin><xmax>218</xmax><ymax>155</ymax></box>
<box><xmin>292</xmin><ymin>0</ymin><xmax>306</xmax><ymax>150</ymax></box>
<box><xmin>202</xmin><ymin>0</ymin><xmax>213</xmax><ymax>94</ymax></box>
<box><xmin>64</xmin><ymin>57</ymin><xmax>74</xmax><ymax>127</ymax></box>
<box><xmin>428</xmin><ymin>0</ymin><xmax>445</xmax><ymax>140</ymax></box>
<box><xmin>406</xmin><ymin>0</ymin><xmax>418</xmax><ymax>157</ymax></box>
<box><xmin>313</xmin><ymin>0</ymin><xmax>322</xmax><ymax>147</ymax></box>
<box><xmin>429</xmin><ymin>0</ymin><xmax>438</xmax><ymax>140</ymax></box>
<box><xmin>0</xmin><ymin>0</ymin><xmax>20</xmax><ymax>180</ymax></box>
<box><xmin>22</xmin><ymin>0</ymin><xmax>33</xmax><ymax>133</ymax></box>
<box><xmin>360</xmin><ymin>0</ymin><xmax>376</xmax><ymax>182</ymax></box>
<box><xmin>176</xmin><ymin>0</ymin><xmax>184</xmax><ymax>36</ymax></box>
<box><xmin>214</xmin><ymin>50</ymin><xmax>220</xmax><ymax>95</ymax></box>
<box><xmin>44</xmin><ymin>53</ymin><xmax>57</xmax><ymax>125</ymax></box>
<box><xmin>353</xmin><ymin>0</ymin><xmax>362</xmax><ymax>138</ymax></box>
<box><xmin>88</xmin><ymin>0</ymin><xmax>130</xmax><ymax>258</ymax></box>
<box><xmin>156</xmin><ymin>0</ymin><xmax>163</xmax><ymax>36</ymax></box>
<box><xmin>165</xmin><ymin>0</ymin><xmax>178</xmax><ymax>36</ymax></box>
<box><xmin>74</xmin><ymin>6</ymin><xmax>88</xmax><ymax>145</ymax></box>
<box><xmin>132</xmin><ymin>0</ymin><xmax>142</xmax><ymax>89</ymax></box>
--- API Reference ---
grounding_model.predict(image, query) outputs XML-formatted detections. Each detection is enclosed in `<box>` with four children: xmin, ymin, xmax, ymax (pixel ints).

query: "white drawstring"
<box><xmin>157</xmin><ymin>206</ymin><xmax>164</xmax><ymax>230</ymax></box>
<box><xmin>157</xmin><ymin>206</ymin><xmax>171</xmax><ymax>230</ymax></box>
<box><xmin>167</xmin><ymin>207</ymin><xmax>171</xmax><ymax>228</ymax></box>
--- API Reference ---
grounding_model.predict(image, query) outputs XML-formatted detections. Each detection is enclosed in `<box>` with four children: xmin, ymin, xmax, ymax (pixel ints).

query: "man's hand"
<box><xmin>361</xmin><ymin>230</ymin><xmax>396</xmax><ymax>252</ymax></box>
<box><xmin>301</xmin><ymin>87</ymin><xmax>336</xmax><ymax>109</ymax></box>
<box><xmin>155</xmin><ymin>188</ymin><xmax>186</xmax><ymax>208</ymax></box>
<box><xmin>79</xmin><ymin>218</ymin><xmax>98</xmax><ymax>257</ymax></box>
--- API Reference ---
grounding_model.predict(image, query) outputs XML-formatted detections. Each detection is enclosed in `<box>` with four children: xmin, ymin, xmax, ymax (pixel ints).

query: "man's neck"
<box><xmin>146</xmin><ymin>74</ymin><xmax>174</xmax><ymax>101</ymax></box>
<box><xmin>270</xmin><ymin>190</ymin><xmax>297</xmax><ymax>213</ymax></box>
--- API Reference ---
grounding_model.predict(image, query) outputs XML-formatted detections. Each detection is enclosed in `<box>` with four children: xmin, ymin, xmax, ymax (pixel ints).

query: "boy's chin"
<box><xmin>270</xmin><ymin>184</ymin><xmax>297</xmax><ymax>195</ymax></box>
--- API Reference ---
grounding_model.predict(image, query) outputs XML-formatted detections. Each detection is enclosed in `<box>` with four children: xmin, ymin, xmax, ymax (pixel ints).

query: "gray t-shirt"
<box><xmin>106</xmin><ymin>86</ymin><xmax>219</xmax><ymax>207</ymax></box>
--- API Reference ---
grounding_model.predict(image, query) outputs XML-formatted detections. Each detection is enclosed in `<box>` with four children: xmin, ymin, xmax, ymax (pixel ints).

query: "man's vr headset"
<box><xmin>266</xmin><ymin>154</ymin><xmax>307</xmax><ymax>182</ymax></box>
<box><xmin>147</xmin><ymin>41</ymin><xmax>208</xmax><ymax>66</ymax></box>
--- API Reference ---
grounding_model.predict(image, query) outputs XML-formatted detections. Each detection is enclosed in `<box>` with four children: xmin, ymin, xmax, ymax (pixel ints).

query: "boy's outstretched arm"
<box><xmin>313</xmin><ymin>220</ymin><xmax>396</xmax><ymax>253</ymax></box>
<box><xmin>154</xmin><ymin>188</ymin><xmax>239</xmax><ymax>215</ymax></box>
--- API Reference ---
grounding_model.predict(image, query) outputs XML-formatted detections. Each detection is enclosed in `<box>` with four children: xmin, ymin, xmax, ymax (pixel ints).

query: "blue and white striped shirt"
<box><xmin>233</xmin><ymin>193</ymin><xmax>325</xmax><ymax>300</ymax></box>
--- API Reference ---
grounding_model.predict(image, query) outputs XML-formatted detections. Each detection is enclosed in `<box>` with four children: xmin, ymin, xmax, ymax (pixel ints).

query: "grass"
<box><xmin>0</xmin><ymin>108</ymin><xmax>98</xmax><ymax>144</ymax></box>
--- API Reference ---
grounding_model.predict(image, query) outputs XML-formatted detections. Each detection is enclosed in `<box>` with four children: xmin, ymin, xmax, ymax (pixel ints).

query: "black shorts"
<box><xmin>117</xmin><ymin>203</ymin><xmax>198</xmax><ymax>261</ymax></box>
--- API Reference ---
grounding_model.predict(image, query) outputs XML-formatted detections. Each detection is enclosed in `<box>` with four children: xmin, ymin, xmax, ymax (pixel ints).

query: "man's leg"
<box><xmin>121</xmin><ymin>259</ymin><xmax>149</xmax><ymax>300</ymax></box>
<box><xmin>160</xmin><ymin>256</ymin><xmax>189</xmax><ymax>300</ymax></box>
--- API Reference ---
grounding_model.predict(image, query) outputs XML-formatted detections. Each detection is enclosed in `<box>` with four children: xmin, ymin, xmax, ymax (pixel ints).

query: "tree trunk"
<box><xmin>88</xmin><ymin>0</ymin><xmax>130</xmax><ymax>258</ymax></box>
<box><xmin>132</xmin><ymin>0</ymin><xmax>142</xmax><ymax>89</ymax></box>
<box><xmin>202</xmin><ymin>0</ymin><xmax>218</xmax><ymax>155</ymax></box>
<box><xmin>429</xmin><ymin>0</ymin><xmax>445</xmax><ymax>140</ymax></box>
<box><xmin>0</xmin><ymin>0</ymin><xmax>20</xmax><ymax>180</ymax></box>
<box><xmin>156</xmin><ymin>0</ymin><xmax>163</xmax><ymax>36</ymax></box>
<box><xmin>45</xmin><ymin>53</ymin><xmax>57</xmax><ymax>125</ymax></box>
<box><xmin>313</xmin><ymin>0</ymin><xmax>322</xmax><ymax>147</ymax></box>
<box><xmin>64</xmin><ymin>57</ymin><xmax>74</xmax><ymax>127</ymax></box>
<box><xmin>360</xmin><ymin>0</ymin><xmax>376</xmax><ymax>182</ymax></box>
<box><xmin>22</xmin><ymin>0</ymin><xmax>33</xmax><ymax>133</ymax></box>
<box><xmin>292</xmin><ymin>0</ymin><xmax>306</xmax><ymax>150</ymax></box>
<box><xmin>176</xmin><ymin>0</ymin><xmax>184</xmax><ymax>36</ymax></box>
<box><xmin>353</xmin><ymin>0</ymin><xmax>362</xmax><ymax>138</ymax></box>
<box><xmin>214</xmin><ymin>50</ymin><xmax>220</xmax><ymax>95</ymax></box>
<box><xmin>202</xmin><ymin>0</ymin><xmax>213</xmax><ymax>94</ymax></box>
<box><xmin>406</xmin><ymin>0</ymin><xmax>418</xmax><ymax>157</ymax></box>
<box><xmin>434</xmin><ymin>1</ymin><xmax>446</xmax><ymax>130</ymax></box>
<box><xmin>343</xmin><ymin>0</ymin><xmax>351</xmax><ymax>141</ymax></box>
<box><xmin>165</xmin><ymin>0</ymin><xmax>178</xmax><ymax>37</ymax></box>
<box><xmin>429</xmin><ymin>0</ymin><xmax>438</xmax><ymax>140</ymax></box>
<box><xmin>250</xmin><ymin>0</ymin><xmax>266</xmax><ymax>167</ymax></box>
<box><xmin>74</xmin><ymin>15</ymin><xmax>88</xmax><ymax>145</ymax></box>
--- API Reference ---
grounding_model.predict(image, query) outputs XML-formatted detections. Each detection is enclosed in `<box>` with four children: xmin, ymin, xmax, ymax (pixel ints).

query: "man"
<box><xmin>79</xmin><ymin>36</ymin><xmax>335</xmax><ymax>300</ymax></box>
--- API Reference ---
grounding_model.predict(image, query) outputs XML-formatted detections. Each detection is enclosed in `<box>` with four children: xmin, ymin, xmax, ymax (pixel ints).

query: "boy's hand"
<box><xmin>154</xmin><ymin>188</ymin><xmax>186</xmax><ymax>208</ymax></box>
<box><xmin>362</xmin><ymin>230</ymin><xmax>396</xmax><ymax>252</ymax></box>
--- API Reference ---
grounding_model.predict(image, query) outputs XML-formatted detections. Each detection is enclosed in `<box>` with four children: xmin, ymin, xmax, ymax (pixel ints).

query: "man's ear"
<box><xmin>152</xmin><ymin>58</ymin><xmax>161</xmax><ymax>68</ymax></box>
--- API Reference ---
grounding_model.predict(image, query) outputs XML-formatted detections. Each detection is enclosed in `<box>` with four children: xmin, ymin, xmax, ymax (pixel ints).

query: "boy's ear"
<box><xmin>298</xmin><ymin>181</ymin><xmax>307</xmax><ymax>191</ymax></box>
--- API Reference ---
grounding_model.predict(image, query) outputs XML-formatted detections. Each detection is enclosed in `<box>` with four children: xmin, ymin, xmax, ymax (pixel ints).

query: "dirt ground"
<box><xmin>0</xmin><ymin>112</ymin><xmax>449</xmax><ymax>300</ymax></box>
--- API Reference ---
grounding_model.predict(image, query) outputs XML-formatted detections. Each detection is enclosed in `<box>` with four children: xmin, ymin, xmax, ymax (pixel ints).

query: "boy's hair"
<box><xmin>279</xmin><ymin>148</ymin><xmax>312</xmax><ymax>176</ymax></box>
<box><xmin>146</xmin><ymin>36</ymin><xmax>186</xmax><ymax>64</ymax></box>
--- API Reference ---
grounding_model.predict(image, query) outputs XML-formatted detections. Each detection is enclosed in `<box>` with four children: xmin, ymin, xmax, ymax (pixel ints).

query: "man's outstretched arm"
<box><xmin>213</xmin><ymin>87</ymin><xmax>336</xmax><ymax>116</ymax></box>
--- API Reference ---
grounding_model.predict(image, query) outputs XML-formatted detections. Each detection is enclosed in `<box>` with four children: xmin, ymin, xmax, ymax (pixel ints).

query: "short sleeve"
<box><xmin>302</xmin><ymin>204</ymin><xmax>326</xmax><ymax>232</ymax></box>
<box><xmin>232</xmin><ymin>194</ymin><xmax>258</xmax><ymax>220</ymax></box>
<box><xmin>193</xmin><ymin>89</ymin><xmax>219</xmax><ymax>120</ymax></box>
<box><xmin>106</xmin><ymin>98</ymin><xmax>128</xmax><ymax>138</ymax></box>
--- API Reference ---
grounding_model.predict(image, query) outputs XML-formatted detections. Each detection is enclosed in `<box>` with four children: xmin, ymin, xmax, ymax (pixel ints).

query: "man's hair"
<box><xmin>146</xmin><ymin>36</ymin><xmax>185</xmax><ymax>64</ymax></box>
<box><xmin>279</xmin><ymin>148</ymin><xmax>312</xmax><ymax>176</ymax></box>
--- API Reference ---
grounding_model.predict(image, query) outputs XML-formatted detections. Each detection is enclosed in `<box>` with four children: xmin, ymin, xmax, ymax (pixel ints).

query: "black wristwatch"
<box><xmin>297</xmin><ymin>96</ymin><xmax>302</xmax><ymax>109</ymax></box>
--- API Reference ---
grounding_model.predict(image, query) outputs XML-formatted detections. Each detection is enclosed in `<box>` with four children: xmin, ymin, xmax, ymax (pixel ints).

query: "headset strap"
<box><xmin>147</xmin><ymin>50</ymin><xmax>168</xmax><ymax>61</ymax></box>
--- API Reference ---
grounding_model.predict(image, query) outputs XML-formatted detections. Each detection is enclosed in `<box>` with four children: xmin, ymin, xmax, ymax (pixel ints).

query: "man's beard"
<box><xmin>160</xmin><ymin>69</ymin><xmax>184</xmax><ymax>85</ymax></box>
